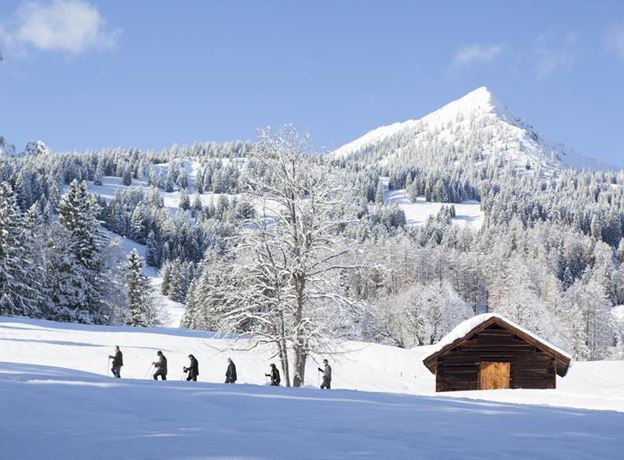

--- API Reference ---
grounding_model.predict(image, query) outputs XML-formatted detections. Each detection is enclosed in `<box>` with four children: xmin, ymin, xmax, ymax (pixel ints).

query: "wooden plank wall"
<box><xmin>435</xmin><ymin>324</ymin><xmax>556</xmax><ymax>392</ymax></box>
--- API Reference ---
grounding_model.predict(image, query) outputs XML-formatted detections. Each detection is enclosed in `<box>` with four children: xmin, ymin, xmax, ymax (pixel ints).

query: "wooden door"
<box><xmin>479</xmin><ymin>362</ymin><xmax>510</xmax><ymax>390</ymax></box>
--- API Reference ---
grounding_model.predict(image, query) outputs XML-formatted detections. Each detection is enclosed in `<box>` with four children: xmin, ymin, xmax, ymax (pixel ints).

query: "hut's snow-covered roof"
<box><xmin>428</xmin><ymin>313</ymin><xmax>571</xmax><ymax>360</ymax></box>
<box><xmin>422</xmin><ymin>313</ymin><xmax>572</xmax><ymax>378</ymax></box>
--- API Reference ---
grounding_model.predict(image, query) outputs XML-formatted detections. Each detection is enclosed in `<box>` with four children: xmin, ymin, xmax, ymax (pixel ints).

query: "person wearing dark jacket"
<box><xmin>265</xmin><ymin>363</ymin><xmax>280</xmax><ymax>386</ymax></box>
<box><xmin>318</xmin><ymin>359</ymin><xmax>332</xmax><ymax>389</ymax></box>
<box><xmin>109</xmin><ymin>346</ymin><xmax>123</xmax><ymax>378</ymax></box>
<box><xmin>225</xmin><ymin>357</ymin><xmax>237</xmax><ymax>383</ymax></box>
<box><xmin>153</xmin><ymin>351</ymin><xmax>168</xmax><ymax>381</ymax></box>
<box><xmin>184</xmin><ymin>354</ymin><xmax>199</xmax><ymax>382</ymax></box>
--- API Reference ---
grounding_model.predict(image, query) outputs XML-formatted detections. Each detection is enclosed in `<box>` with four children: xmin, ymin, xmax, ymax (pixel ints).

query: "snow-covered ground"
<box><xmin>1</xmin><ymin>316</ymin><xmax>623</xmax><ymax>459</ymax></box>
<box><xmin>385</xmin><ymin>189</ymin><xmax>484</xmax><ymax>229</ymax></box>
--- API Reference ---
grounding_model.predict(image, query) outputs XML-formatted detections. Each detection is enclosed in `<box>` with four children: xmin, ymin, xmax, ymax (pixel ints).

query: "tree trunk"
<box><xmin>277</xmin><ymin>337</ymin><xmax>291</xmax><ymax>387</ymax></box>
<box><xmin>292</xmin><ymin>272</ymin><xmax>307</xmax><ymax>385</ymax></box>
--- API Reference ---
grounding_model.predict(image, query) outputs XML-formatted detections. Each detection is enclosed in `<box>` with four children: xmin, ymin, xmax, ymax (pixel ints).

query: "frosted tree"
<box><xmin>58</xmin><ymin>180</ymin><xmax>107</xmax><ymax>323</ymax></box>
<box><xmin>182</xmin><ymin>252</ymin><xmax>239</xmax><ymax>331</ymax></box>
<box><xmin>185</xmin><ymin>126</ymin><xmax>360</xmax><ymax>386</ymax></box>
<box><xmin>122</xmin><ymin>165</ymin><xmax>132</xmax><ymax>186</ymax></box>
<box><xmin>0</xmin><ymin>182</ymin><xmax>40</xmax><ymax>316</ymax></box>
<box><xmin>378</xmin><ymin>281</ymin><xmax>471</xmax><ymax>347</ymax></box>
<box><xmin>125</xmin><ymin>249</ymin><xmax>158</xmax><ymax>327</ymax></box>
<box><xmin>179</xmin><ymin>189</ymin><xmax>191</xmax><ymax>211</ymax></box>
<box><xmin>495</xmin><ymin>255</ymin><xmax>555</xmax><ymax>340</ymax></box>
<box><xmin>94</xmin><ymin>160</ymin><xmax>104</xmax><ymax>186</ymax></box>
<box><xmin>563</xmin><ymin>277</ymin><xmax>614</xmax><ymax>360</ymax></box>
<box><xmin>145</xmin><ymin>230</ymin><xmax>160</xmax><ymax>267</ymax></box>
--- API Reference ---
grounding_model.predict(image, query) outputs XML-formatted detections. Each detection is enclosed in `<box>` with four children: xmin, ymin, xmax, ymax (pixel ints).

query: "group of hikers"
<box><xmin>108</xmin><ymin>346</ymin><xmax>333</xmax><ymax>389</ymax></box>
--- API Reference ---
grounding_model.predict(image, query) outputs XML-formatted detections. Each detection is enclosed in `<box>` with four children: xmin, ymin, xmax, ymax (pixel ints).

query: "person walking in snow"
<box><xmin>318</xmin><ymin>359</ymin><xmax>332</xmax><ymax>389</ymax></box>
<box><xmin>225</xmin><ymin>357</ymin><xmax>237</xmax><ymax>384</ymax></box>
<box><xmin>184</xmin><ymin>354</ymin><xmax>199</xmax><ymax>382</ymax></box>
<box><xmin>109</xmin><ymin>346</ymin><xmax>123</xmax><ymax>378</ymax></box>
<box><xmin>265</xmin><ymin>363</ymin><xmax>281</xmax><ymax>386</ymax></box>
<box><xmin>153</xmin><ymin>351</ymin><xmax>168</xmax><ymax>381</ymax></box>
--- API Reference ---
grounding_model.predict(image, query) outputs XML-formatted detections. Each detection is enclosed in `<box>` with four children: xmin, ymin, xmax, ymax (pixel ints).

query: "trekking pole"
<box><xmin>144</xmin><ymin>363</ymin><xmax>154</xmax><ymax>379</ymax></box>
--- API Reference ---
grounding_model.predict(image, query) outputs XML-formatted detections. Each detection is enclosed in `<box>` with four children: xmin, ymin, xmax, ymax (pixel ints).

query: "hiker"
<box><xmin>225</xmin><ymin>357</ymin><xmax>237</xmax><ymax>384</ymax></box>
<box><xmin>109</xmin><ymin>346</ymin><xmax>123</xmax><ymax>378</ymax></box>
<box><xmin>318</xmin><ymin>359</ymin><xmax>332</xmax><ymax>389</ymax></box>
<box><xmin>153</xmin><ymin>351</ymin><xmax>168</xmax><ymax>381</ymax></box>
<box><xmin>265</xmin><ymin>363</ymin><xmax>281</xmax><ymax>386</ymax></box>
<box><xmin>293</xmin><ymin>373</ymin><xmax>302</xmax><ymax>387</ymax></box>
<box><xmin>184</xmin><ymin>354</ymin><xmax>199</xmax><ymax>382</ymax></box>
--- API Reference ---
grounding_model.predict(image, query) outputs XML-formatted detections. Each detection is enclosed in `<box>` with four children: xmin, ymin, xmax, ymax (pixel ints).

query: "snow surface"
<box><xmin>612</xmin><ymin>305</ymin><xmax>624</xmax><ymax>322</ymax></box>
<box><xmin>1</xmin><ymin>316</ymin><xmax>624</xmax><ymax>459</ymax></box>
<box><xmin>426</xmin><ymin>313</ymin><xmax>572</xmax><ymax>360</ymax></box>
<box><xmin>333</xmin><ymin>86</ymin><xmax>609</xmax><ymax>172</ymax></box>
<box><xmin>385</xmin><ymin>189</ymin><xmax>483</xmax><ymax>229</ymax></box>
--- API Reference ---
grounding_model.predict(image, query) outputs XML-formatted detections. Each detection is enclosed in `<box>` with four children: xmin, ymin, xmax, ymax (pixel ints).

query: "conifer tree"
<box><xmin>0</xmin><ymin>182</ymin><xmax>39</xmax><ymax>316</ymax></box>
<box><xmin>125</xmin><ymin>249</ymin><xmax>158</xmax><ymax>326</ymax></box>
<box><xmin>58</xmin><ymin>180</ymin><xmax>106</xmax><ymax>323</ymax></box>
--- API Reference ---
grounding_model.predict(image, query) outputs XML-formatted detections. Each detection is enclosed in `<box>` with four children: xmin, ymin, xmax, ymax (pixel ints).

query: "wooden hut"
<box><xmin>422</xmin><ymin>314</ymin><xmax>571</xmax><ymax>392</ymax></box>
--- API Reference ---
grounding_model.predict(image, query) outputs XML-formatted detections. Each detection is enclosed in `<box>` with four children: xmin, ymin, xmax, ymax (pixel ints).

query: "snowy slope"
<box><xmin>385</xmin><ymin>189</ymin><xmax>483</xmax><ymax>229</ymax></box>
<box><xmin>1</xmin><ymin>316</ymin><xmax>623</xmax><ymax>411</ymax></box>
<box><xmin>1</xmin><ymin>317</ymin><xmax>623</xmax><ymax>459</ymax></box>
<box><xmin>333</xmin><ymin>86</ymin><xmax>608</xmax><ymax>173</ymax></box>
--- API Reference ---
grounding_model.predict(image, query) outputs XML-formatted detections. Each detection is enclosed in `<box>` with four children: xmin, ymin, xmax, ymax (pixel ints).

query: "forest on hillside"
<box><xmin>2</xmin><ymin>126</ymin><xmax>624</xmax><ymax>385</ymax></box>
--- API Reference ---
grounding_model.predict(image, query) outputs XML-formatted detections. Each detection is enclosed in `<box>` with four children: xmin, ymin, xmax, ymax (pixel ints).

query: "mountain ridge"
<box><xmin>332</xmin><ymin>87</ymin><xmax>610</xmax><ymax>173</ymax></box>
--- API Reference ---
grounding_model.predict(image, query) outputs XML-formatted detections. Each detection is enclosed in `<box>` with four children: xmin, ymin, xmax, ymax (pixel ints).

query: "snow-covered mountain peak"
<box><xmin>431</xmin><ymin>86</ymin><xmax>501</xmax><ymax>117</ymax></box>
<box><xmin>332</xmin><ymin>87</ymin><xmax>609</xmax><ymax>173</ymax></box>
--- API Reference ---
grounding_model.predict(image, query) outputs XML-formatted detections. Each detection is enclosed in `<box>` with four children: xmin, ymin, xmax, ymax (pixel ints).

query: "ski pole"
<box><xmin>107</xmin><ymin>357</ymin><xmax>111</xmax><ymax>376</ymax></box>
<box><xmin>144</xmin><ymin>363</ymin><xmax>154</xmax><ymax>379</ymax></box>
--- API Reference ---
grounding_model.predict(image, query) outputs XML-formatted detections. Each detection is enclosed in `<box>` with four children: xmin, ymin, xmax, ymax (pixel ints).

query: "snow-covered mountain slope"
<box><xmin>0</xmin><ymin>135</ymin><xmax>16</xmax><ymax>156</ymax></box>
<box><xmin>333</xmin><ymin>87</ymin><xmax>608</xmax><ymax>174</ymax></box>
<box><xmin>1</xmin><ymin>317</ymin><xmax>623</xmax><ymax>459</ymax></box>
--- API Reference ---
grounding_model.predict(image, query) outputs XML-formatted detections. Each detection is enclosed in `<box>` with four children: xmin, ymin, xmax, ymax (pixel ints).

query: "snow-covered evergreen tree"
<box><xmin>0</xmin><ymin>182</ymin><xmax>40</xmax><ymax>317</ymax></box>
<box><xmin>125</xmin><ymin>249</ymin><xmax>158</xmax><ymax>327</ymax></box>
<box><xmin>58</xmin><ymin>180</ymin><xmax>107</xmax><ymax>323</ymax></box>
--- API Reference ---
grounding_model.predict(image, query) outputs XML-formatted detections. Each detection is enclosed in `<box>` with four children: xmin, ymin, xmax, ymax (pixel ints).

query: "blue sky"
<box><xmin>1</xmin><ymin>0</ymin><xmax>624</xmax><ymax>165</ymax></box>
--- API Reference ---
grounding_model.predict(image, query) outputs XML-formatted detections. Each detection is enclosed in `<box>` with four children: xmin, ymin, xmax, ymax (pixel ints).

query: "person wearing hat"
<box><xmin>184</xmin><ymin>354</ymin><xmax>199</xmax><ymax>382</ymax></box>
<box><xmin>265</xmin><ymin>363</ymin><xmax>281</xmax><ymax>386</ymax></box>
<box><xmin>153</xmin><ymin>351</ymin><xmax>168</xmax><ymax>381</ymax></box>
<box><xmin>225</xmin><ymin>357</ymin><xmax>237</xmax><ymax>384</ymax></box>
<box><xmin>108</xmin><ymin>346</ymin><xmax>123</xmax><ymax>378</ymax></box>
<box><xmin>318</xmin><ymin>359</ymin><xmax>332</xmax><ymax>389</ymax></box>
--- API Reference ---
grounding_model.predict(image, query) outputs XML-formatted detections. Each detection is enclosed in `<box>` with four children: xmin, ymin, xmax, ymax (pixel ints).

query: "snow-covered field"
<box><xmin>385</xmin><ymin>189</ymin><xmax>484</xmax><ymax>229</ymax></box>
<box><xmin>1</xmin><ymin>317</ymin><xmax>623</xmax><ymax>459</ymax></box>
